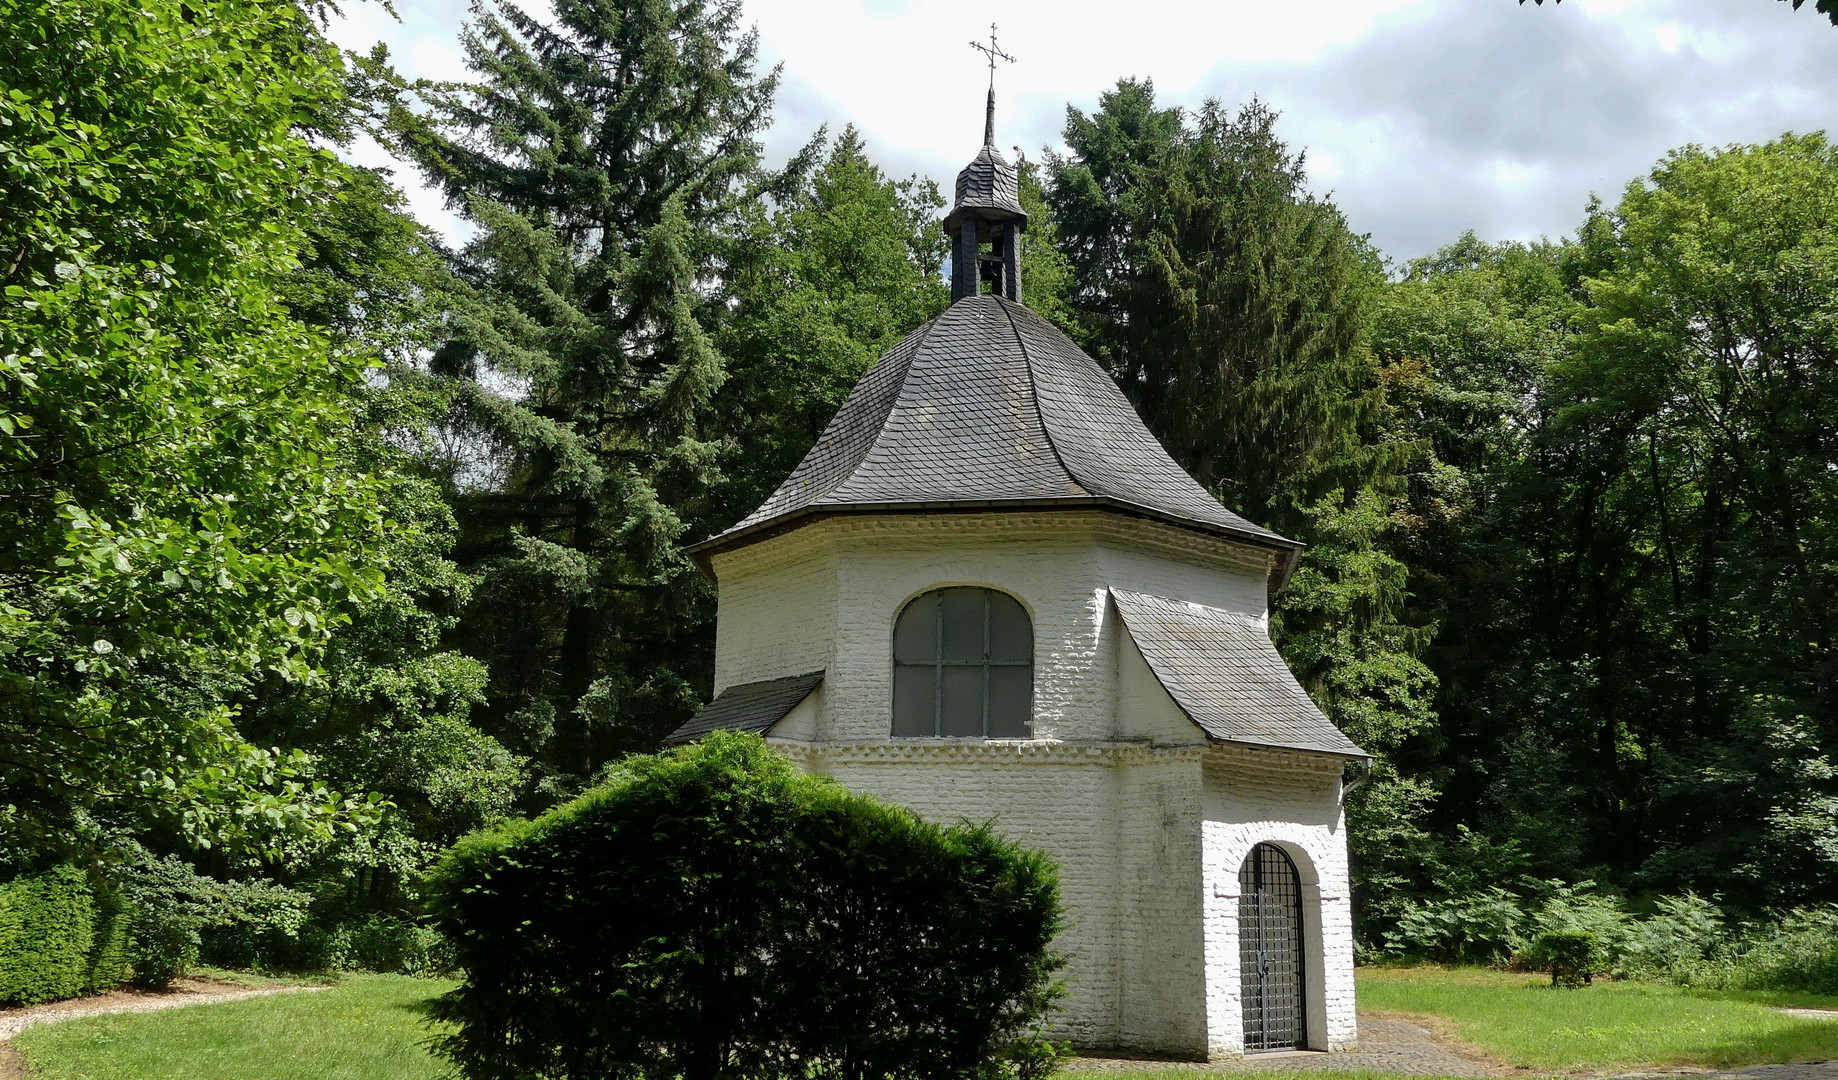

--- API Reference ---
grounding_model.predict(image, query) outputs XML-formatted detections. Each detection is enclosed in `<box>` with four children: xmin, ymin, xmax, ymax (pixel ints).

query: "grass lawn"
<box><xmin>14</xmin><ymin>974</ymin><xmax>454</xmax><ymax>1080</ymax></box>
<box><xmin>17</xmin><ymin>965</ymin><xmax>1838</xmax><ymax>1079</ymax></box>
<box><xmin>1358</xmin><ymin>964</ymin><xmax>1838</xmax><ymax>1071</ymax></box>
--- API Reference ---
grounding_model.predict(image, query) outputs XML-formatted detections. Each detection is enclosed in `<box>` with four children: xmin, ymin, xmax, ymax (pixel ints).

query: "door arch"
<box><xmin>1239</xmin><ymin>842</ymin><xmax>1305</xmax><ymax>1051</ymax></box>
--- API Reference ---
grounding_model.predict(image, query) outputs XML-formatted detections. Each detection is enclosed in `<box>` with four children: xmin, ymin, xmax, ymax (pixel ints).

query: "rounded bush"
<box><xmin>427</xmin><ymin>732</ymin><xmax>1065</xmax><ymax>1080</ymax></box>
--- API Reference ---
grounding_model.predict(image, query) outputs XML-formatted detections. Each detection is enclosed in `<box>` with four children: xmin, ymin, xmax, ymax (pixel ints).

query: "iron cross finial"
<box><xmin>969</xmin><ymin>22</ymin><xmax>1016</xmax><ymax>91</ymax></box>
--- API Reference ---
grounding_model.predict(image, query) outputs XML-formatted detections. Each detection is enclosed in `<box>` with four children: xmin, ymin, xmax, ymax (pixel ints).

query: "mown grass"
<box><xmin>1358</xmin><ymin>964</ymin><xmax>1838</xmax><ymax>1071</ymax></box>
<box><xmin>18</xmin><ymin>965</ymin><xmax>1838</xmax><ymax>1079</ymax></box>
<box><xmin>14</xmin><ymin>973</ymin><xmax>454</xmax><ymax>1080</ymax></box>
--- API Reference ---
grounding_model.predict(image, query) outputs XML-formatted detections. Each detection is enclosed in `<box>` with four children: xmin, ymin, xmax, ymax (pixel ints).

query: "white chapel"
<box><xmin>670</xmin><ymin>86</ymin><xmax>1369</xmax><ymax>1061</ymax></box>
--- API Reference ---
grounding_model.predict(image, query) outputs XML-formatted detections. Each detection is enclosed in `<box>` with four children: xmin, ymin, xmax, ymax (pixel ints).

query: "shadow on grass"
<box><xmin>1692</xmin><ymin>1020</ymin><xmax>1838</xmax><ymax>1070</ymax></box>
<box><xmin>1680</xmin><ymin>987</ymin><xmax>1838</xmax><ymax>1011</ymax></box>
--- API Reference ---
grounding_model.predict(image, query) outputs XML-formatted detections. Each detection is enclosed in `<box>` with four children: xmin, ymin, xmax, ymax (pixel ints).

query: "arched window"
<box><xmin>891</xmin><ymin>587</ymin><xmax>1033</xmax><ymax>738</ymax></box>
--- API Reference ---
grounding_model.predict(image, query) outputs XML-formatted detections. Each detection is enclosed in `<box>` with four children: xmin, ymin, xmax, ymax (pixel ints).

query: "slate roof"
<box><xmin>665</xmin><ymin>671</ymin><xmax>824</xmax><ymax>744</ymax></box>
<box><xmin>692</xmin><ymin>295</ymin><xmax>1295</xmax><ymax>559</ymax></box>
<box><xmin>943</xmin><ymin>143</ymin><xmax>1027</xmax><ymax>236</ymax></box>
<box><xmin>1111</xmin><ymin>589</ymin><xmax>1368</xmax><ymax>759</ymax></box>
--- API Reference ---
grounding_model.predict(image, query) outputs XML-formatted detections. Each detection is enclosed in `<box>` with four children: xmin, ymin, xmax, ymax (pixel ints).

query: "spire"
<box><xmin>949</xmin><ymin>24</ymin><xmax>1026</xmax><ymax>304</ymax></box>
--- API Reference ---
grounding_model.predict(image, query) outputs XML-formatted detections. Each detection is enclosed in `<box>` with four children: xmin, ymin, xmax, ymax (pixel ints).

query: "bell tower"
<box><xmin>944</xmin><ymin>25</ymin><xmax>1028</xmax><ymax>303</ymax></box>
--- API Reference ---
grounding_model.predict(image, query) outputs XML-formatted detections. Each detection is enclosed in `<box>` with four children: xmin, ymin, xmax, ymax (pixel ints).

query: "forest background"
<box><xmin>4</xmin><ymin>0</ymin><xmax>1837</xmax><ymax>984</ymax></box>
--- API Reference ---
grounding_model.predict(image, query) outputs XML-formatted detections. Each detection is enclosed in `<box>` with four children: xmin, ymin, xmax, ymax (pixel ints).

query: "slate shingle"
<box><xmin>951</xmin><ymin>143</ymin><xmax>1026</xmax><ymax>222</ymax></box>
<box><xmin>1111</xmin><ymin>589</ymin><xmax>1368</xmax><ymax>759</ymax></box>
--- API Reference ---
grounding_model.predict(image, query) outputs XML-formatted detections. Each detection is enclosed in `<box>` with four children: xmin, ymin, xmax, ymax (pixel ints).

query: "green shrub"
<box><xmin>1618</xmin><ymin>893</ymin><xmax>1724</xmax><ymax>982</ymax></box>
<box><xmin>1527</xmin><ymin>929</ymin><xmax>1602</xmax><ymax>987</ymax></box>
<box><xmin>427</xmin><ymin>731</ymin><xmax>1065</xmax><ymax>1080</ymax></box>
<box><xmin>124</xmin><ymin>854</ymin><xmax>310</xmax><ymax>987</ymax></box>
<box><xmin>318</xmin><ymin>914</ymin><xmax>453</xmax><ymax>976</ymax></box>
<box><xmin>84</xmin><ymin>884</ymin><xmax>135</xmax><ymax>993</ymax></box>
<box><xmin>1383</xmin><ymin>886</ymin><xmax>1531</xmax><ymax>964</ymax></box>
<box><xmin>0</xmin><ymin>865</ymin><xmax>97</xmax><ymax>1005</ymax></box>
<box><xmin>1722</xmin><ymin>907</ymin><xmax>1838</xmax><ymax>994</ymax></box>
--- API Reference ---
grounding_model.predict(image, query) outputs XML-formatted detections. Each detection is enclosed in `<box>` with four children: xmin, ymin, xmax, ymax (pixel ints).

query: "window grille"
<box><xmin>892</xmin><ymin>587</ymin><xmax>1032</xmax><ymax>738</ymax></box>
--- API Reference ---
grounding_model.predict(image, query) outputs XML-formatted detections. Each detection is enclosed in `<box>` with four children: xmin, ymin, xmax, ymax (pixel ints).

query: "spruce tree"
<box><xmin>397</xmin><ymin>0</ymin><xmax>779</xmax><ymax>777</ymax></box>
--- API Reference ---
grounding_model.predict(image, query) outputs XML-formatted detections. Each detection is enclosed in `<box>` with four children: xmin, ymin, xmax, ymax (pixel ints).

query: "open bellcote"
<box><xmin>943</xmin><ymin>87</ymin><xmax>1028</xmax><ymax>303</ymax></box>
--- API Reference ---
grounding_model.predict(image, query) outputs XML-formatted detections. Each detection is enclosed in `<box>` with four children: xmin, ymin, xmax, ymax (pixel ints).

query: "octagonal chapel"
<box><xmin>670</xmin><ymin>89</ymin><xmax>1368</xmax><ymax>1061</ymax></box>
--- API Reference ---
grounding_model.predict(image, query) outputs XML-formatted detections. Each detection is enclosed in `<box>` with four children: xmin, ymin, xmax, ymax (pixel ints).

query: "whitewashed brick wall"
<box><xmin>712</xmin><ymin>512</ymin><xmax>1357</xmax><ymax>1059</ymax></box>
<box><xmin>1202</xmin><ymin>745</ymin><xmax>1359</xmax><ymax>1055</ymax></box>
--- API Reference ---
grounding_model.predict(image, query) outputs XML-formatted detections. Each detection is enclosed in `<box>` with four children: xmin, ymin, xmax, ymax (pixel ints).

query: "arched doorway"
<box><xmin>1239</xmin><ymin>842</ymin><xmax>1305</xmax><ymax>1051</ymax></box>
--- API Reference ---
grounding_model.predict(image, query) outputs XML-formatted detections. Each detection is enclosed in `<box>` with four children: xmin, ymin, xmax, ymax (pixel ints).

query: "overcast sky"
<box><xmin>326</xmin><ymin>0</ymin><xmax>1838</xmax><ymax>265</ymax></box>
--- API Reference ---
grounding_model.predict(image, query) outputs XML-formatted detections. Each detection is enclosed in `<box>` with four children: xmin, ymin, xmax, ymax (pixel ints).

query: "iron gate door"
<box><xmin>1238</xmin><ymin>842</ymin><xmax>1305</xmax><ymax>1051</ymax></box>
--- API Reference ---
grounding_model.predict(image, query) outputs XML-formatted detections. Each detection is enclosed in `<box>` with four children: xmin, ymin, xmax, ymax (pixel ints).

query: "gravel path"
<box><xmin>0</xmin><ymin>978</ymin><xmax>316</xmax><ymax>1042</ymax></box>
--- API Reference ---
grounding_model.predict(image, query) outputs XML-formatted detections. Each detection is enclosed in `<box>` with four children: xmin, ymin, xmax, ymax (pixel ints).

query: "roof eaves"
<box><xmin>685</xmin><ymin>496</ymin><xmax>1302</xmax><ymax>577</ymax></box>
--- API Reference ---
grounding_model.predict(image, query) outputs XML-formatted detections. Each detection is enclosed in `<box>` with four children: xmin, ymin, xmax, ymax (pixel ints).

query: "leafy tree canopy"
<box><xmin>0</xmin><ymin>0</ymin><xmax>401</xmax><ymax>863</ymax></box>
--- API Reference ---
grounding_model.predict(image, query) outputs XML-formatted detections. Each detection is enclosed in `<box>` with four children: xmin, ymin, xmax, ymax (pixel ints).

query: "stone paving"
<box><xmin>1069</xmin><ymin>1010</ymin><xmax>1838</xmax><ymax>1080</ymax></box>
<box><xmin>1072</xmin><ymin>1016</ymin><xmax>1501</xmax><ymax>1076</ymax></box>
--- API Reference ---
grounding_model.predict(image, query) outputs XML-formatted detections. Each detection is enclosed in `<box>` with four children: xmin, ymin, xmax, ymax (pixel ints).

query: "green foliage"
<box><xmin>85</xmin><ymin>884</ymin><xmax>135</xmax><ymax>993</ymax></box>
<box><xmin>1048</xmin><ymin>85</ymin><xmax>1379</xmax><ymax>511</ymax></box>
<box><xmin>1384</xmin><ymin>887</ymin><xmax>1531</xmax><ymax>965</ymax></box>
<box><xmin>120</xmin><ymin>854</ymin><xmax>312</xmax><ymax>988</ymax></box>
<box><xmin>1617</xmin><ymin>893</ymin><xmax>1725</xmax><ymax>980</ymax></box>
<box><xmin>1373</xmin><ymin>137</ymin><xmax>1838</xmax><ymax>915</ymax></box>
<box><xmin>1715</xmin><ymin>909</ymin><xmax>1838</xmax><ymax>995</ymax></box>
<box><xmin>313</xmin><ymin>914</ymin><xmax>454</xmax><ymax>977</ymax></box>
<box><xmin>427</xmin><ymin>732</ymin><xmax>1065</xmax><ymax>1080</ymax></box>
<box><xmin>0</xmin><ymin>865</ymin><xmax>96</xmax><ymax>1005</ymax></box>
<box><xmin>1379</xmin><ymin>876</ymin><xmax>1838</xmax><ymax>998</ymax></box>
<box><xmin>0</xmin><ymin>0</ymin><xmax>398</xmax><ymax>860</ymax></box>
<box><xmin>398</xmin><ymin>11</ymin><xmax>955</xmax><ymax>781</ymax></box>
<box><xmin>1013</xmin><ymin>157</ymin><xmax>1075</xmax><ymax>331</ymax></box>
<box><xmin>1528</xmin><ymin>929</ymin><xmax>1604</xmax><ymax>988</ymax></box>
<box><xmin>396</xmin><ymin>0</ymin><xmax>781</xmax><ymax>772</ymax></box>
<box><xmin>715</xmin><ymin>128</ymin><xmax>949</xmax><ymax>523</ymax></box>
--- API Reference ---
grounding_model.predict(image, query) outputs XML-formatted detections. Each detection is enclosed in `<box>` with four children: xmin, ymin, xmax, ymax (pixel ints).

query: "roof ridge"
<box><xmin>997</xmin><ymin>297</ymin><xmax>1091</xmax><ymax>498</ymax></box>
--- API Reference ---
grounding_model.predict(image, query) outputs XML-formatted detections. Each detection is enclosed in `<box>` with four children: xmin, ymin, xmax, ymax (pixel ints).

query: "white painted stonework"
<box><xmin>706</xmin><ymin>510</ymin><xmax>1359</xmax><ymax>1059</ymax></box>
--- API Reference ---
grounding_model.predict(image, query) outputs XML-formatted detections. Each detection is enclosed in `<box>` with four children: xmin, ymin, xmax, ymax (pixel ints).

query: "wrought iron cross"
<box><xmin>969</xmin><ymin>23</ymin><xmax>1015</xmax><ymax>90</ymax></box>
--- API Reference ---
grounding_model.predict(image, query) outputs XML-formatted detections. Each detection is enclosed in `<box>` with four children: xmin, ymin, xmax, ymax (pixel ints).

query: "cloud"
<box><xmin>324</xmin><ymin>0</ymin><xmax>1838</xmax><ymax>262</ymax></box>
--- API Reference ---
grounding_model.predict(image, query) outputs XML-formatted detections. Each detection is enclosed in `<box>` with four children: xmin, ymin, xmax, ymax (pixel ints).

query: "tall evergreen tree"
<box><xmin>395</xmin><ymin>0</ymin><xmax>779</xmax><ymax>779</ymax></box>
<box><xmin>1048</xmin><ymin>84</ymin><xmax>1380</xmax><ymax>518</ymax></box>
<box><xmin>1046</xmin><ymin>82</ymin><xmax>1438</xmax><ymax>925</ymax></box>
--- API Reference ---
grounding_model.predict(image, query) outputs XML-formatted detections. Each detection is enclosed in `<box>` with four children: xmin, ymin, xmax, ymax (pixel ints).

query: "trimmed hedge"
<box><xmin>0</xmin><ymin>865</ymin><xmax>98</xmax><ymax>1005</ymax></box>
<box><xmin>85</xmin><ymin>884</ymin><xmax>136</xmax><ymax>993</ymax></box>
<box><xmin>428</xmin><ymin>732</ymin><xmax>1066</xmax><ymax>1080</ymax></box>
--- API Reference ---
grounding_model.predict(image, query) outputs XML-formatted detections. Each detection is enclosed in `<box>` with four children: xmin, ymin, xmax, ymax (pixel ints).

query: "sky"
<box><xmin>325</xmin><ymin>0</ymin><xmax>1838</xmax><ymax>265</ymax></box>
